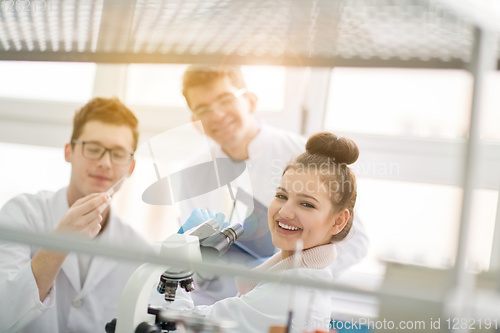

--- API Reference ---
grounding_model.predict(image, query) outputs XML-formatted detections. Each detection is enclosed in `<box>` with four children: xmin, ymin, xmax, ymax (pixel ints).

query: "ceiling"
<box><xmin>0</xmin><ymin>0</ymin><xmax>498</xmax><ymax>69</ymax></box>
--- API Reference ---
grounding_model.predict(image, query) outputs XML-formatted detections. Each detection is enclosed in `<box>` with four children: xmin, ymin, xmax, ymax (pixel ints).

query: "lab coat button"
<box><xmin>72</xmin><ymin>299</ymin><xmax>83</xmax><ymax>308</ymax></box>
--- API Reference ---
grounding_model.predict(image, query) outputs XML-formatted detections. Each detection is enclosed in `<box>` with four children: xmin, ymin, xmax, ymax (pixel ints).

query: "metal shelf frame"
<box><xmin>0</xmin><ymin>0</ymin><xmax>499</xmax><ymax>70</ymax></box>
<box><xmin>1</xmin><ymin>1</ymin><xmax>500</xmax><ymax>332</ymax></box>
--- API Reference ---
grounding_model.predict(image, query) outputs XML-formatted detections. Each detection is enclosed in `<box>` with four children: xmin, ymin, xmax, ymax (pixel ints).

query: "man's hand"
<box><xmin>32</xmin><ymin>193</ymin><xmax>110</xmax><ymax>301</ymax></box>
<box><xmin>178</xmin><ymin>208</ymin><xmax>229</xmax><ymax>234</ymax></box>
<box><xmin>53</xmin><ymin>193</ymin><xmax>110</xmax><ymax>239</ymax></box>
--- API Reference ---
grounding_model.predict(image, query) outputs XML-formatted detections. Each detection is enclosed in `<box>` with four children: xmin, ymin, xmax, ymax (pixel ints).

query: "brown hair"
<box><xmin>182</xmin><ymin>65</ymin><xmax>247</xmax><ymax>108</ymax></box>
<box><xmin>71</xmin><ymin>97</ymin><xmax>139</xmax><ymax>150</ymax></box>
<box><xmin>283</xmin><ymin>132</ymin><xmax>359</xmax><ymax>242</ymax></box>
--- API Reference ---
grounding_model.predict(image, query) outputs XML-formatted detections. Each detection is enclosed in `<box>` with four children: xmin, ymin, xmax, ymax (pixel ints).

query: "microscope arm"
<box><xmin>115</xmin><ymin>263</ymin><xmax>168</xmax><ymax>333</ymax></box>
<box><xmin>112</xmin><ymin>222</ymin><xmax>243</xmax><ymax>333</ymax></box>
<box><xmin>114</xmin><ymin>234</ymin><xmax>201</xmax><ymax>333</ymax></box>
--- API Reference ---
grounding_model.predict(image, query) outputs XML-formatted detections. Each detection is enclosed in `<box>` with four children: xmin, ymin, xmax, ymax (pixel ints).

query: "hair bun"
<box><xmin>305</xmin><ymin>132</ymin><xmax>359</xmax><ymax>165</ymax></box>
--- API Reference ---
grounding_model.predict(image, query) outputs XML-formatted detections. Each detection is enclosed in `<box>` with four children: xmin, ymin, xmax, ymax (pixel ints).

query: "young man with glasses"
<box><xmin>0</xmin><ymin>97</ymin><xmax>156</xmax><ymax>332</ymax></box>
<box><xmin>178</xmin><ymin>65</ymin><xmax>369</xmax><ymax>304</ymax></box>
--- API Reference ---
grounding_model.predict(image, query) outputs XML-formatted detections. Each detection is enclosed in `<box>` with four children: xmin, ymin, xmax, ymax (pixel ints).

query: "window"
<box><xmin>469</xmin><ymin>189</ymin><xmax>498</xmax><ymax>271</ymax></box>
<box><xmin>322</xmin><ymin>67</ymin><xmax>500</xmax><ymax>275</ymax></box>
<box><xmin>0</xmin><ymin>142</ymin><xmax>70</xmax><ymax>208</ymax></box>
<box><xmin>324</xmin><ymin>68</ymin><xmax>472</xmax><ymax>139</ymax></box>
<box><xmin>241</xmin><ymin>66</ymin><xmax>286</xmax><ymax>112</ymax></box>
<box><xmin>356</xmin><ymin>178</ymin><xmax>461</xmax><ymax>269</ymax></box>
<box><xmin>354</xmin><ymin>178</ymin><xmax>497</xmax><ymax>272</ymax></box>
<box><xmin>0</xmin><ymin>61</ymin><xmax>96</xmax><ymax>102</ymax></box>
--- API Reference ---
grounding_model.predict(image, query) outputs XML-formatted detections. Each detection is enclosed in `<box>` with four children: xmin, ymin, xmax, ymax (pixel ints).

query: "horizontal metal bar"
<box><xmin>0</xmin><ymin>51</ymin><xmax>474</xmax><ymax>70</ymax></box>
<box><xmin>0</xmin><ymin>225</ymin><xmax>383</xmax><ymax>298</ymax></box>
<box><xmin>0</xmin><ymin>225</ymin><xmax>452</xmax><ymax>304</ymax></box>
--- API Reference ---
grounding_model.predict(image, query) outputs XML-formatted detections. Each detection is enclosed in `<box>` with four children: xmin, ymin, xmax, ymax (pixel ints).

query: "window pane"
<box><xmin>325</xmin><ymin>68</ymin><xmax>472</xmax><ymax>138</ymax></box>
<box><xmin>481</xmin><ymin>72</ymin><xmax>500</xmax><ymax>141</ymax></box>
<box><xmin>355</xmin><ymin>179</ymin><xmax>498</xmax><ymax>272</ymax></box>
<box><xmin>0</xmin><ymin>142</ymin><xmax>70</xmax><ymax>208</ymax></box>
<box><xmin>356</xmin><ymin>178</ymin><xmax>462</xmax><ymax>268</ymax></box>
<box><xmin>0</xmin><ymin>61</ymin><xmax>96</xmax><ymax>102</ymax></box>
<box><xmin>125</xmin><ymin>64</ymin><xmax>189</xmax><ymax>107</ymax></box>
<box><xmin>125</xmin><ymin>64</ymin><xmax>285</xmax><ymax>111</ymax></box>
<box><xmin>241</xmin><ymin>66</ymin><xmax>285</xmax><ymax>112</ymax></box>
<box><xmin>469</xmin><ymin>189</ymin><xmax>498</xmax><ymax>271</ymax></box>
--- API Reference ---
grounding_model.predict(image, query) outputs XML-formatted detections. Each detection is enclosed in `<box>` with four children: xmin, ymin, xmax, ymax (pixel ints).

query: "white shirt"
<box><xmin>170</xmin><ymin>267</ymin><xmax>334</xmax><ymax>333</ymax></box>
<box><xmin>0</xmin><ymin>187</ymin><xmax>154</xmax><ymax>333</ymax></box>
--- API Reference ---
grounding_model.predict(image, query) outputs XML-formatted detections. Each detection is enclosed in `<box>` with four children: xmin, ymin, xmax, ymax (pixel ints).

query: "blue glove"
<box><xmin>178</xmin><ymin>208</ymin><xmax>229</xmax><ymax>234</ymax></box>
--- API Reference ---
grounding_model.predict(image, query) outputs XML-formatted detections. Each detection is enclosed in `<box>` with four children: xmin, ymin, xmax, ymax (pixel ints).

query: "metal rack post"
<box><xmin>449</xmin><ymin>26</ymin><xmax>498</xmax><ymax>333</ymax></box>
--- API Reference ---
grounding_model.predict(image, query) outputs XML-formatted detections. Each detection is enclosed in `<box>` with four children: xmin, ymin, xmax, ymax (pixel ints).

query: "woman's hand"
<box><xmin>178</xmin><ymin>208</ymin><xmax>229</xmax><ymax>234</ymax></box>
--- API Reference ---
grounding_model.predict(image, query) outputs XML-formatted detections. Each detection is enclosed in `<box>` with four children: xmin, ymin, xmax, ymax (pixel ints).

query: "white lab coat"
<box><xmin>166</xmin><ymin>260</ymin><xmax>334</xmax><ymax>333</ymax></box>
<box><xmin>178</xmin><ymin>123</ymin><xmax>369</xmax><ymax>275</ymax></box>
<box><xmin>0</xmin><ymin>187</ymin><xmax>154</xmax><ymax>333</ymax></box>
<box><xmin>194</xmin><ymin>267</ymin><xmax>333</xmax><ymax>333</ymax></box>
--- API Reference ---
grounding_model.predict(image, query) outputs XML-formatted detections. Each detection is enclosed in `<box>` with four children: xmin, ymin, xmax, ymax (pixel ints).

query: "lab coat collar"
<box><xmin>56</xmin><ymin>188</ymin><xmax>82</xmax><ymax>293</ymax></box>
<box><xmin>57</xmin><ymin>188</ymin><xmax>119</xmax><ymax>296</ymax></box>
<box><xmin>61</xmin><ymin>253</ymin><xmax>81</xmax><ymax>294</ymax></box>
<box><xmin>78</xmin><ymin>210</ymin><xmax>120</xmax><ymax>298</ymax></box>
<box><xmin>51</xmin><ymin>187</ymin><xmax>70</xmax><ymax>229</ymax></box>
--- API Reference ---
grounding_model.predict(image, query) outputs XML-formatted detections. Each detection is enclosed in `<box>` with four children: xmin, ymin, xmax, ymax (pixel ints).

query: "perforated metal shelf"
<box><xmin>0</xmin><ymin>0</ymin><xmax>498</xmax><ymax>68</ymax></box>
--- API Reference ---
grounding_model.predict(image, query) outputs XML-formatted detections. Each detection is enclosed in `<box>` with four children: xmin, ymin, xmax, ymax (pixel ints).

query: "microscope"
<box><xmin>106</xmin><ymin>219</ymin><xmax>244</xmax><ymax>333</ymax></box>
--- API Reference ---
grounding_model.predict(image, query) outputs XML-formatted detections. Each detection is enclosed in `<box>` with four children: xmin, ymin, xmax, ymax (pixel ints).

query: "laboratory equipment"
<box><xmin>107</xmin><ymin>173</ymin><xmax>130</xmax><ymax>197</ymax></box>
<box><xmin>137</xmin><ymin>307</ymin><xmax>237</xmax><ymax>333</ymax></box>
<box><xmin>107</xmin><ymin>219</ymin><xmax>243</xmax><ymax>333</ymax></box>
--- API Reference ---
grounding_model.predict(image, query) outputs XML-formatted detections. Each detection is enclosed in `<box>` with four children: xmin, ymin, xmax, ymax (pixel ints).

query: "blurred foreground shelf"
<box><xmin>0</xmin><ymin>0</ymin><xmax>499</xmax><ymax>68</ymax></box>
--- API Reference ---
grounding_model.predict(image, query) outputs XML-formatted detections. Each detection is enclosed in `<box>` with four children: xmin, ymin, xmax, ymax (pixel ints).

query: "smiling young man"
<box><xmin>183</xmin><ymin>69</ymin><xmax>259</xmax><ymax>161</ymax></box>
<box><xmin>0</xmin><ymin>97</ymin><xmax>153</xmax><ymax>333</ymax></box>
<box><xmin>178</xmin><ymin>65</ymin><xmax>369</xmax><ymax>305</ymax></box>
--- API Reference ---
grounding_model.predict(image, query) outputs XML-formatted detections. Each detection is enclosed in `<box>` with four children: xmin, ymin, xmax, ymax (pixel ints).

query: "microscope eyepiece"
<box><xmin>199</xmin><ymin>223</ymin><xmax>244</xmax><ymax>260</ymax></box>
<box><xmin>156</xmin><ymin>223</ymin><xmax>244</xmax><ymax>303</ymax></box>
<box><xmin>221</xmin><ymin>223</ymin><xmax>244</xmax><ymax>244</ymax></box>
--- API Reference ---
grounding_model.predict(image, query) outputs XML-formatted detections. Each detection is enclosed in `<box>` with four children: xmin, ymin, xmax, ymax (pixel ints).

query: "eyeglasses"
<box><xmin>192</xmin><ymin>88</ymin><xmax>248</xmax><ymax>118</ymax></box>
<box><xmin>71</xmin><ymin>140</ymin><xmax>134</xmax><ymax>166</ymax></box>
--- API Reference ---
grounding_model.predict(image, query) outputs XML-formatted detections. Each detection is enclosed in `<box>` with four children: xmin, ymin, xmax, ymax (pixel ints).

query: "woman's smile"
<box><xmin>275</xmin><ymin>218</ymin><xmax>303</xmax><ymax>235</ymax></box>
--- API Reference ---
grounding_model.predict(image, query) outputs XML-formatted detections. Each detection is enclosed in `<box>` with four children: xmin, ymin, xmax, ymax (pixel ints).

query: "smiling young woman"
<box><xmin>167</xmin><ymin>131</ymin><xmax>360</xmax><ymax>333</ymax></box>
<box><xmin>268</xmin><ymin>132</ymin><xmax>359</xmax><ymax>259</ymax></box>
